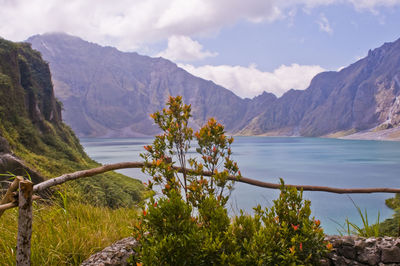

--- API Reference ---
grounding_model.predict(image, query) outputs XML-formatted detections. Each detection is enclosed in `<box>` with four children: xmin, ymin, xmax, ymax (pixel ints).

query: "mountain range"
<box><xmin>27</xmin><ymin>33</ymin><xmax>400</xmax><ymax>140</ymax></box>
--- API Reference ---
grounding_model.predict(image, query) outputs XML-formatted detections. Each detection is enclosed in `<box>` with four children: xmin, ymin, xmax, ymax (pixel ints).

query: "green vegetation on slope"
<box><xmin>0</xmin><ymin>37</ymin><xmax>144</xmax><ymax>208</ymax></box>
<box><xmin>0</xmin><ymin>37</ymin><xmax>146</xmax><ymax>264</ymax></box>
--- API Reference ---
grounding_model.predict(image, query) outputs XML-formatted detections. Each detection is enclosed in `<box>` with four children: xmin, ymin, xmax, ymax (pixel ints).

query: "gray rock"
<box><xmin>81</xmin><ymin>237</ymin><xmax>138</xmax><ymax>266</ymax></box>
<box><xmin>381</xmin><ymin>246</ymin><xmax>400</xmax><ymax>263</ymax></box>
<box><xmin>0</xmin><ymin>137</ymin><xmax>11</xmax><ymax>154</ymax></box>
<box><xmin>326</xmin><ymin>236</ymin><xmax>400</xmax><ymax>266</ymax></box>
<box><xmin>340</xmin><ymin>245</ymin><xmax>356</xmax><ymax>259</ymax></box>
<box><xmin>357</xmin><ymin>247</ymin><xmax>380</xmax><ymax>265</ymax></box>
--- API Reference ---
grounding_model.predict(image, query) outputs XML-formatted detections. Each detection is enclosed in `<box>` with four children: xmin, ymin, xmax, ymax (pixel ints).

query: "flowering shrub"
<box><xmin>132</xmin><ymin>96</ymin><xmax>330</xmax><ymax>265</ymax></box>
<box><xmin>228</xmin><ymin>180</ymin><xmax>330</xmax><ymax>265</ymax></box>
<box><xmin>140</xmin><ymin>96</ymin><xmax>240</xmax><ymax>205</ymax></box>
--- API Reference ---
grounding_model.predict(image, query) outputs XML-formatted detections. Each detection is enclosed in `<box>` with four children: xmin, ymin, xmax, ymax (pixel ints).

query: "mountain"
<box><xmin>27</xmin><ymin>33</ymin><xmax>400</xmax><ymax>140</ymax></box>
<box><xmin>0</xmin><ymin>37</ymin><xmax>144</xmax><ymax>207</ymax></box>
<box><xmin>240</xmin><ymin>39</ymin><xmax>400</xmax><ymax>139</ymax></box>
<box><xmin>27</xmin><ymin>33</ymin><xmax>248</xmax><ymax>137</ymax></box>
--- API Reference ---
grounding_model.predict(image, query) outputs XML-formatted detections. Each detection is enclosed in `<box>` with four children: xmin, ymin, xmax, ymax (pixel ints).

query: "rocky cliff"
<box><xmin>0</xmin><ymin>37</ymin><xmax>144</xmax><ymax>207</ymax></box>
<box><xmin>0</xmin><ymin>37</ymin><xmax>65</xmax><ymax>185</ymax></box>
<box><xmin>240</xmin><ymin>38</ymin><xmax>400</xmax><ymax>138</ymax></box>
<box><xmin>27</xmin><ymin>33</ymin><xmax>400</xmax><ymax>140</ymax></box>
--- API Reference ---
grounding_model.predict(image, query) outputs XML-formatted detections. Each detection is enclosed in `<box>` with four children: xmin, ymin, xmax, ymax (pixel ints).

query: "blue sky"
<box><xmin>1</xmin><ymin>0</ymin><xmax>400</xmax><ymax>98</ymax></box>
<box><xmin>196</xmin><ymin>5</ymin><xmax>400</xmax><ymax>71</ymax></box>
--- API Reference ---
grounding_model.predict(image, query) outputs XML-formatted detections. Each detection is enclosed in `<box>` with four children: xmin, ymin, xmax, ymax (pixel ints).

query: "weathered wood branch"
<box><xmin>0</xmin><ymin>195</ymin><xmax>41</xmax><ymax>212</ymax></box>
<box><xmin>0</xmin><ymin>201</ymin><xmax>18</xmax><ymax>211</ymax></box>
<box><xmin>228</xmin><ymin>176</ymin><xmax>400</xmax><ymax>194</ymax></box>
<box><xmin>16</xmin><ymin>180</ymin><xmax>33</xmax><ymax>266</ymax></box>
<box><xmin>0</xmin><ymin>176</ymin><xmax>24</xmax><ymax>217</ymax></box>
<box><xmin>176</xmin><ymin>167</ymin><xmax>400</xmax><ymax>194</ymax></box>
<box><xmin>32</xmin><ymin>161</ymin><xmax>400</xmax><ymax>194</ymax></box>
<box><xmin>33</xmin><ymin>162</ymin><xmax>145</xmax><ymax>192</ymax></box>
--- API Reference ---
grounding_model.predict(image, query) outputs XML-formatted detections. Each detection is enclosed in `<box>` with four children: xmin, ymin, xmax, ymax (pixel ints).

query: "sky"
<box><xmin>1</xmin><ymin>0</ymin><xmax>400</xmax><ymax>98</ymax></box>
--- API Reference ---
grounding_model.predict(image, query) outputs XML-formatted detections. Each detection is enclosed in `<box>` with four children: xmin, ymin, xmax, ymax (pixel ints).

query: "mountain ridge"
<box><xmin>27</xmin><ymin>33</ymin><xmax>400</xmax><ymax>140</ymax></box>
<box><xmin>28</xmin><ymin>33</ymin><xmax>248</xmax><ymax>137</ymax></box>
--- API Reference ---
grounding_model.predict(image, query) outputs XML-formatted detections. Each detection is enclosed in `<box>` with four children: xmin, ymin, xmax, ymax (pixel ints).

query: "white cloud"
<box><xmin>317</xmin><ymin>13</ymin><xmax>333</xmax><ymax>34</ymax></box>
<box><xmin>0</xmin><ymin>0</ymin><xmax>281</xmax><ymax>50</ymax></box>
<box><xmin>157</xmin><ymin>35</ymin><xmax>217</xmax><ymax>62</ymax></box>
<box><xmin>1</xmin><ymin>0</ymin><xmax>399</xmax><ymax>51</ymax></box>
<box><xmin>179</xmin><ymin>63</ymin><xmax>325</xmax><ymax>98</ymax></box>
<box><xmin>348</xmin><ymin>0</ymin><xmax>400</xmax><ymax>11</ymax></box>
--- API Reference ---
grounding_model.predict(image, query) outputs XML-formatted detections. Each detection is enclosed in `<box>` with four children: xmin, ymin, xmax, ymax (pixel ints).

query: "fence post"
<box><xmin>16</xmin><ymin>180</ymin><xmax>33</xmax><ymax>266</ymax></box>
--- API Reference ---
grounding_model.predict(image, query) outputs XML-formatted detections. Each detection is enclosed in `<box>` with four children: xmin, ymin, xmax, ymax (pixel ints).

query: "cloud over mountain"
<box><xmin>157</xmin><ymin>35</ymin><xmax>217</xmax><ymax>62</ymax></box>
<box><xmin>179</xmin><ymin>63</ymin><xmax>325</xmax><ymax>98</ymax></box>
<box><xmin>1</xmin><ymin>0</ymin><xmax>398</xmax><ymax>51</ymax></box>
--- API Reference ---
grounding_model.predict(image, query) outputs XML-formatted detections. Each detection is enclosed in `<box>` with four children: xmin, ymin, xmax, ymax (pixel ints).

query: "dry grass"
<box><xmin>0</xmin><ymin>193</ymin><xmax>139</xmax><ymax>265</ymax></box>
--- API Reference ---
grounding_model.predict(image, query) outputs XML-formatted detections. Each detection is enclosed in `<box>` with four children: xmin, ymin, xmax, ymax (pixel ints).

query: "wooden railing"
<box><xmin>1</xmin><ymin>161</ymin><xmax>400</xmax><ymax>265</ymax></box>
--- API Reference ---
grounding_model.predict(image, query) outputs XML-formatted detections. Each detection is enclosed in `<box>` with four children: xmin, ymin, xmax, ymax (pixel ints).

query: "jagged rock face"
<box><xmin>0</xmin><ymin>38</ymin><xmax>71</xmax><ymax>184</ymax></box>
<box><xmin>28</xmin><ymin>33</ymin><xmax>248</xmax><ymax>137</ymax></box>
<box><xmin>0</xmin><ymin>37</ymin><xmax>145</xmax><ymax>207</ymax></box>
<box><xmin>0</xmin><ymin>38</ymin><xmax>65</xmax><ymax>185</ymax></box>
<box><xmin>241</xmin><ymin>38</ymin><xmax>400</xmax><ymax>137</ymax></box>
<box><xmin>0</xmin><ymin>38</ymin><xmax>62</xmax><ymax>134</ymax></box>
<box><xmin>27</xmin><ymin>34</ymin><xmax>400</xmax><ymax>138</ymax></box>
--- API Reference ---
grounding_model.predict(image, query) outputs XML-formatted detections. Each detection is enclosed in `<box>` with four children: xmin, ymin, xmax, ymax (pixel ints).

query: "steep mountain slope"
<box><xmin>27</xmin><ymin>33</ymin><xmax>400</xmax><ymax>140</ymax></box>
<box><xmin>28</xmin><ymin>33</ymin><xmax>248</xmax><ymax>137</ymax></box>
<box><xmin>0</xmin><ymin>37</ymin><xmax>144</xmax><ymax>207</ymax></box>
<box><xmin>240</xmin><ymin>38</ymin><xmax>400</xmax><ymax>138</ymax></box>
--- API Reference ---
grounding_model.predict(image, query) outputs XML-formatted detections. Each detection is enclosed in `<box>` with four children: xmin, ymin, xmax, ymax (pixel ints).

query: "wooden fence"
<box><xmin>1</xmin><ymin>161</ymin><xmax>400</xmax><ymax>265</ymax></box>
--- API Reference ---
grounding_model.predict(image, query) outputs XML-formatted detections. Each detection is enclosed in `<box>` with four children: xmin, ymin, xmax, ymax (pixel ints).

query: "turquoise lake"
<box><xmin>80</xmin><ymin>137</ymin><xmax>400</xmax><ymax>235</ymax></box>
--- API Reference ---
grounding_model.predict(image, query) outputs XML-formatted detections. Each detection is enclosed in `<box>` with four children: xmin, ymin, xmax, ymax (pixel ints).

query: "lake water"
<box><xmin>80</xmin><ymin>137</ymin><xmax>400</xmax><ymax>235</ymax></box>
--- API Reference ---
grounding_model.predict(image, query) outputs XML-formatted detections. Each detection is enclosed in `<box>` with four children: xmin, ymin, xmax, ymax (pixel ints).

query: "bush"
<box><xmin>379</xmin><ymin>193</ymin><xmax>400</xmax><ymax>236</ymax></box>
<box><xmin>229</xmin><ymin>180</ymin><xmax>329</xmax><ymax>265</ymax></box>
<box><xmin>132</xmin><ymin>96</ymin><xmax>329</xmax><ymax>265</ymax></box>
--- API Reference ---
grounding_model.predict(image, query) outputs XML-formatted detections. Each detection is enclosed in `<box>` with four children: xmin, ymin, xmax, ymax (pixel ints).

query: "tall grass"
<box><xmin>0</xmin><ymin>188</ymin><xmax>139</xmax><ymax>265</ymax></box>
<box><xmin>334</xmin><ymin>197</ymin><xmax>380</xmax><ymax>237</ymax></box>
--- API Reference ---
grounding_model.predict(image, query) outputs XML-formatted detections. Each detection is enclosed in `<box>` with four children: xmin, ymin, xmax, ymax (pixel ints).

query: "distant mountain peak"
<box><xmin>28</xmin><ymin>34</ymin><xmax>400</xmax><ymax>140</ymax></box>
<box><xmin>28</xmin><ymin>33</ymin><xmax>248</xmax><ymax>137</ymax></box>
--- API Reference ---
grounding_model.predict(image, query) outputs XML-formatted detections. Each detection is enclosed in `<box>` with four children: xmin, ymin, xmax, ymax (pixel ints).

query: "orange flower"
<box><xmin>154</xmin><ymin>202</ymin><xmax>158</xmax><ymax>207</ymax></box>
<box><xmin>289</xmin><ymin>246</ymin><xmax>295</xmax><ymax>253</ymax></box>
<box><xmin>315</xmin><ymin>219</ymin><xmax>321</xmax><ymax>227</ymax></box>
<box><xmin>291</xmin><ymin>224</ymin><xmax>299</xmax><ymax>231</ymax></box>
<box><xmin>326</xmin><ymin>242</ymin><xmax>333</xmax><ymax>250</ymax></box>
<box><xmin>299</xmin><ymin>242</ymin><xmax>303</xmax><ymax>251</ymax></box>
<box><xmin>136</xmin><ymin>262</ymin><xmax>143</xmax><ymax>266</ymax></box>
<box><xmin>143</xmin><ymin>209</ymin><xmax>147</xmax><ymax>216</ymax></box>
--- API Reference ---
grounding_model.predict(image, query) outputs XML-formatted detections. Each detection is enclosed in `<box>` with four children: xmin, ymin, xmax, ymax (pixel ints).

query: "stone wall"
<box><xmin>323</xmin><ymin>236</ymin><xmax>400</xmax><ymax>265</ymax></box>
<box><xmin>81</xmin><ymin>236</ymin><xmax>400</xmax><ymax>266</ymax></box>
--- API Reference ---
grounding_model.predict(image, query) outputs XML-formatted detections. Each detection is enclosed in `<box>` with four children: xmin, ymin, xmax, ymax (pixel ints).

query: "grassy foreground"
<box><xmin>0</xmin><ymin>187</ymin><xmax>139</xmax><ymax>265</ymax></box>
